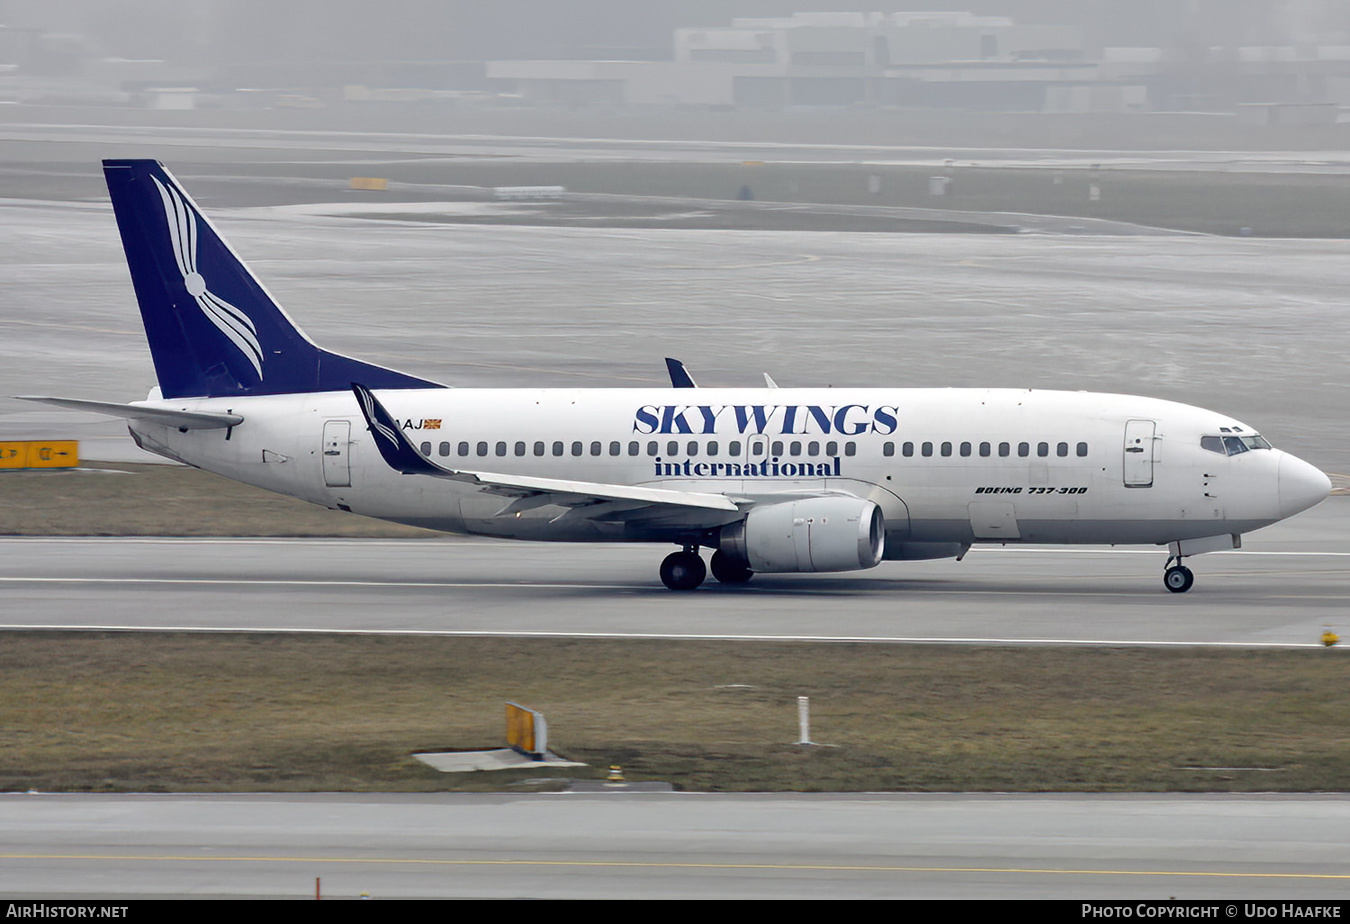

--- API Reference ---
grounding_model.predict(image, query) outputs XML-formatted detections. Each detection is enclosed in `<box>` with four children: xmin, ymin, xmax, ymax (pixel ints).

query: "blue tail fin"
<box><xmin>102</xmin><ymin>159</ymin><xmax>442</xmax><ymax>398</ymax></box>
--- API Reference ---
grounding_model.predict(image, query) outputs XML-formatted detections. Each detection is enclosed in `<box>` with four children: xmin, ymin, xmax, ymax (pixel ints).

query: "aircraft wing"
<box><xmin>14</xmin><ymin>396</ymin><xmax>243</xmax><ymax>430</ymax></box>
<box><xmin>351</xmin><ymin>383</ymin><xmax>741</xmax><ymax>522</ymax></box>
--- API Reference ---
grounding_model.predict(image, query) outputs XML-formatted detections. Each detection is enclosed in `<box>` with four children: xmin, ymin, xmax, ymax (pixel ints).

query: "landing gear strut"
<box><xmin>1163</xmin><ymin>556</ymin><xmax>1195</xmax><ymax>594</ymax></box>
<box><xmin>660</xmin><ymin>547</ymin><xmax>706</xmax><ymax>591</ymax></box>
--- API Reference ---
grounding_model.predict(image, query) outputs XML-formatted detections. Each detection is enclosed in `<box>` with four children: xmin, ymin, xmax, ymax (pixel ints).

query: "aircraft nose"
<box><xmin>1278</xmin><ymin>453</ymin><xmax>1332</xmax><ymax>518</ymax></box>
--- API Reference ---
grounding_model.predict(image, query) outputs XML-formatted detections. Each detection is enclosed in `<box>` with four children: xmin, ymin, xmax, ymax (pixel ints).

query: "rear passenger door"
<box><xmin>322</xmin><ymin>420</ymin><xmax>351</xmax><ymax>488</ymax></box>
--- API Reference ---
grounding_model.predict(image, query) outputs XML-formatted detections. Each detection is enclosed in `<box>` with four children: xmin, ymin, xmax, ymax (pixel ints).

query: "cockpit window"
<box><xmin>1202</xmin><ymin>434</ymin><xmax>1271</xmax><ymax>455</ymax></box>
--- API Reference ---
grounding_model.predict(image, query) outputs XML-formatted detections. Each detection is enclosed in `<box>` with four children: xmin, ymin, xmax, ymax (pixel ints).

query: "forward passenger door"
<box><xmin>1123</xmin><ymin>419</ymin><xmax>1155</xmax><ymax>488</ymax></box>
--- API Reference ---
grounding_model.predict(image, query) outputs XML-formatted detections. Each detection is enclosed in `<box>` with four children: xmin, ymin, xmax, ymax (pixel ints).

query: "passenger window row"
<box><xmin>884</xmin><ymin>440</ymin><xmax>1090</xmax><ymax>459</ymax></box>
<box><xmin>415</xmin><ymin>439</ymin><xmax>861</xmax><ymax>459</ymax></box>
<box><xmin>413</xmin><ymin>437</ymin><xmax>1089</xmax><ymax>461</ymax></box>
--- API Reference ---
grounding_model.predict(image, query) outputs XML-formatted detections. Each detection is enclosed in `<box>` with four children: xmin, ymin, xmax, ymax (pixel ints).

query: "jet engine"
<box><xmin>718</xmin><ymin>496</ymin><xmax>885</xmax><ymax>574</ymax></box>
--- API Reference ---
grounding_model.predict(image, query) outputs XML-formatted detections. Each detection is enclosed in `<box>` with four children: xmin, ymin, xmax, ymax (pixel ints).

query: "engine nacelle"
<box><xmin>720</xmin><ymin>496</ymin><xmax>885</xmax><ymax>574</ymax></box>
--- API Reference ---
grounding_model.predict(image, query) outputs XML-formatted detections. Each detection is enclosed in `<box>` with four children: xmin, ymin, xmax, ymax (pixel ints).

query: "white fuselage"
<box><xmin>126</xmin><ymin>387</ymin><xmax>1327</xmax><ymax>556</ymax></box>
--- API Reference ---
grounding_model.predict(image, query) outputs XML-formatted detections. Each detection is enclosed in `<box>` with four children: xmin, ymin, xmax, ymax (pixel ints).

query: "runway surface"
<box><xmin>0</xmin><ymin>497</ymin><xmax>1344</xmax><ymax>645</ymax></box>
<box><xmin>4</xmin><ymin>792</ymin><xmax>1349</xmax><ymax>899</ymax></box>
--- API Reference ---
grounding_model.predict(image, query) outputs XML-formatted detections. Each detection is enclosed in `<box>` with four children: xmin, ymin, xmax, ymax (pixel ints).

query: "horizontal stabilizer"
<box><xmin>352</xmin><ymin>383</ymin><xmax>738</xmax><ymax>514</ymax></box>
<box><xmin>14</xmin><ymin>396</ymin><xmax>243</xmax><ymax>430</ymax></box>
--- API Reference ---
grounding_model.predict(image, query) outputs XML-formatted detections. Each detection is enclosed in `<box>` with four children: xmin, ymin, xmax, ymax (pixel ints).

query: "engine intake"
<box><xmin>720</xmin><ymin>496</ymin><xmax>885</xmax><ymax>574</ymax></box>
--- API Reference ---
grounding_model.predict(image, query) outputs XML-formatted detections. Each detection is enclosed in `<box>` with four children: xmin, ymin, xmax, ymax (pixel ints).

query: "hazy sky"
<box><xmin>3</xmin><ymin>1</ymin><xmax>1347</xmax><ymax>67</ymax></box>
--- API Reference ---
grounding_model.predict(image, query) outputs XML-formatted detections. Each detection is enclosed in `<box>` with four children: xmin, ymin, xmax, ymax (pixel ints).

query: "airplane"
<box><xmin>18</xmin><ymin>159</ymin><xmax>1333</xmax><ymax>593</ymax></box>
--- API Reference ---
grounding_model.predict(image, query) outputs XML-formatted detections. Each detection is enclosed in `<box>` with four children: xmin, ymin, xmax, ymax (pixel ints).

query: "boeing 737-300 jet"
<box><xmin>19</xmin><ymin>160</ymin><xmax>1333</xmax><ymax>591</ymax></box>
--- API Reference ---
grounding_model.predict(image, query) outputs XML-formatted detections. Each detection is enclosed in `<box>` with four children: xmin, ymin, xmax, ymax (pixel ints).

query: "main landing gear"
<box><xmin>1163</xmin><ymin>556</ymin><xmax>1195</xmax><ymax>594</ymax></box>
<box><xmin>659</xmin><ymin>546</ymin><xmax>755</xmax><ymax>590</ymax></box>
<box><xmin>660</xmin><ymin>547</ymin><xmax>706</xmax><ymax>591</ymax></box>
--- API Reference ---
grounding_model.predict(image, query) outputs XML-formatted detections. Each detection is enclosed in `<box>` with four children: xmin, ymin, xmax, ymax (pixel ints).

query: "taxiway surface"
<box><xmin>4</xmin><ymin>792</ymin><xmax>1350</xmax><ymax>899</ymax></box>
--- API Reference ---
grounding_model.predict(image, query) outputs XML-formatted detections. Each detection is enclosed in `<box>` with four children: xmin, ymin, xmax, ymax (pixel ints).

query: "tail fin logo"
<box><xmin>151</xmin><ymin>176</ymin><xmax>265</xmax><ymax>379</ymax></box>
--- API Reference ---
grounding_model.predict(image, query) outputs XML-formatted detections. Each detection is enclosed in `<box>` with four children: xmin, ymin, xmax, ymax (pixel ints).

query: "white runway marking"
<box><xmin>0</xmin><ymin>623</ymin><xmax>1342</xmax><ymax>649</ymax></box>
<box><xmin>0</xmin><ymin>576</ymin><xmax>637</xmax><ymax>590</ymax></box>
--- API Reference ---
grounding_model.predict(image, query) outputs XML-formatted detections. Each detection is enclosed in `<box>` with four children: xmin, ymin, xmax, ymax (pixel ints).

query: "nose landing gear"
<box><xmin>1163</xmin><ymin>556</ymin><xmax>1195</xmax><ymax>593</ymax></box>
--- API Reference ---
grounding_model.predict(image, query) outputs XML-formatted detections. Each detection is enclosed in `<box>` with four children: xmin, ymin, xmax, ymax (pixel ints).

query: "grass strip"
<box><xmin>1</xmin><ymin>632</ymin><xmax>1346</xmax><ymax>793</ymax></box>
<box><xmin>1</xmin><ymin>464</ymin><xmax>431</xmax><ymax>538</ymax></box>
